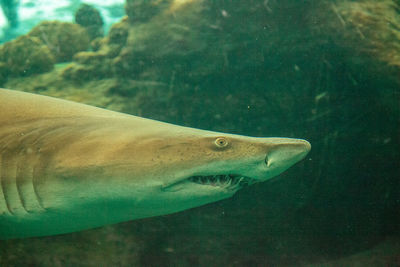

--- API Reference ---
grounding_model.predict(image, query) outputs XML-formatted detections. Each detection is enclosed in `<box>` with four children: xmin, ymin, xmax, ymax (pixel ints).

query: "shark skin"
<box><xmin>0</xmin><ymin>88</ymin><xmax>311</xmax><ymax>239</ymax></box>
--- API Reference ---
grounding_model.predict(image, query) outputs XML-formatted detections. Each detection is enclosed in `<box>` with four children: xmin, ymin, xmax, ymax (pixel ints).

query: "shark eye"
<box><xmin>215</xmin><ymin>137</ymin><xmax>228</xmax><ymax>148</ymax></box>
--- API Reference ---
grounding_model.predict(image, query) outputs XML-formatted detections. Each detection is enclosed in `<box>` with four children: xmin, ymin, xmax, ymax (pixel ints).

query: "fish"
<box><xmin>0</xmin><ymin>88</ymin><xmax>311</xmax><ymax>239</ymax></box>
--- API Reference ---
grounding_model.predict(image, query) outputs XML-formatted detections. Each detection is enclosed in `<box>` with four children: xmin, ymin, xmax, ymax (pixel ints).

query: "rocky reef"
<box><xmin>28</xmin><ymin>21</ymin><xmax>90</xmax><ymax>62</ymax></box>
<box><xmin>50</xmin><ymin>0</ymin><xmax>400</xmax><ymax>117</ymax></box>
<box><xmin>0</xmin><ymin>35</ymin><xmax>55</xmax><ymax>80</ymax></box>
<box><xmin>61</xmin><ymin>18</ymin><xmax>130</xmax><ymax>82</ymax></box>
<box><xmin>125</xmin><ymin>0</ymin><xmax>172</xmax><ymax>23</ymax></box>
<box><xmin>0</xmin><ymin>20</ymin><xmax>90</xmax><ymax>84</ymax></box>
<box><xmin>75</xmin><ymin>4</ymin><xmax>104</xmax><ymax>41</ymax></box>
<box><xmin>1</xmin><ymin>0</ymin><xmax>399</xmax><ymax>266</ymax></box>
<box><xmin>329</xmin><ymin>0</ymin><xmax>400</xmax><ymax>68</ymax></box>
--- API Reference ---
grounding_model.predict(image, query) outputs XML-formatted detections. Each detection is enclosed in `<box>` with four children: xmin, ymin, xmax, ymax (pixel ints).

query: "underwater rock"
<box><xmin>108</xmin><ymin>79</ymin><xmax>167</xmax><ymax>97</ymax></box>
<box><xmin>90</xmin><ymin>37</ymin><xmax>104</xmax><ymax>52</ymax></box>
<box><xmin>75</xmin><ymin>4</ymin><xmax>104</xmax><ymax>41</ymax></box>
<box><xmin>125</xmin><ymin>0</ymin><xmax>172</xmax><ymax>23</ymax></box>
<box><xmin>94</xmin><ymin>19</ymin><xmax>130</xmax><ymax>58</ymax></box>
<box><xmin>327</xmin><ymin>0</ymin><xmax>400</xmax><ymax>68</ymax></box>
<box><xmin>107</xmin><ymin>19</ymin><xmax>130</xmax><ymax>47</ymax></box>
<box><xmin>62</xmin><ymin>20</ymin><xmax>130</xmax><ymax>82</ymax></box>
<box><xmin>113</xmin><ymin>0</ymin><xmax>213</xmax><ymax>79</ymax></box>
<box><xmin>61</xmin><ymin>62</ymin><xmax>104</xmax><ymax>82</ymax></box>
<box><xmin>321</xmin><ymin>0</ymin><xmax>400</xmax><ymax>114</ymax></box>
<box><xmin>0</xmin><ymin>62</ymin><xmax>8</xmax><ymax>85</ymax></box>
<box><xmin>28</xmin><ymin>21</ymin><xmax>90</xmax><ymax>62</ymax></box>
<box><xmin>62</xmin><ymin>49</ymin><xmax>115</xmax><ymax>81</ymax></box>
<box><xmin>0</xmin><ymin>35</ymin><xmax>55</xmax><ymax>79</ymax></box>
<box><xmin>31</xmin><ymin>0</ymin><xmax>400</xmax><ymax>111</ymax></box>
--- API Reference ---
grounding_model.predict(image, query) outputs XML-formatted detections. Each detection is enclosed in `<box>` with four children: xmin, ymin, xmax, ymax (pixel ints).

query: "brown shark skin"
<box><xmin>0</xmin><ymin>89</ymin><xmax>310</xmax><ymax>239</ymax></box>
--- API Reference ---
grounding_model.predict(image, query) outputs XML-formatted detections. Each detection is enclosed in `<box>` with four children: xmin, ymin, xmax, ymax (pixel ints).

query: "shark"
<box><xmin>0</xmin><ymin>88</ymin><xmax>311</xmax><ymax>240</ymax></box>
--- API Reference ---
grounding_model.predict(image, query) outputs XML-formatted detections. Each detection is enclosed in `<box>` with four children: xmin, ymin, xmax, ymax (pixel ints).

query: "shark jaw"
<box><xmin>163</xmin><ymin>174</ymin><xmax>256</xmax><ymax>192</ymax></box>
<box><xmin>159</xmin><ymin>137</ymin><xmax>311</xmax><ymax>197</ymax></box>
<box><xmin>189</xmin><ymin>174</ymin><xmax>256</xmax><ymax>189</ymax></box>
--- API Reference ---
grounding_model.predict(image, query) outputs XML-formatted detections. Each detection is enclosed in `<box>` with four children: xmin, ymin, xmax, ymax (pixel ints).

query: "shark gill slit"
<box><xmin>15</xmin><ymin>152</ymin><xmax>32</xmax><ymax>213</ymax></box>
<box><xmin>0</xmin><ymin>153</ymin><xmax>10</xmax><ymax>214</ymax></box>
<box><xmin>31</xmin><ymin>157</ymin><xmax>45</xmax><ymax>211</ymax></box>
<box><xmin>0</xmin><ymin>149</ymin><xmax>44</xmax><ymax>215</ymax></box>
<box><xmin>0</xmin><ymin>154</ymin><xmax>15</xmax><ymax>214</ymax></box>
<box><xmin>17</xmin><ymin>125</ymin><xmax>52</xmax><ymax>212</ymax></box>
<box><xmin>10</xmin><ymin>154</ymin><xmax>30</xmax><ymax>214</ymax></box>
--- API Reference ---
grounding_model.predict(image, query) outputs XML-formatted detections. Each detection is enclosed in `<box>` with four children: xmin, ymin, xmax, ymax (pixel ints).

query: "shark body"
<box><xmin>0</xmin><ymin>89</ymin><xmax>310</xmax><ymax>239</ymax></box>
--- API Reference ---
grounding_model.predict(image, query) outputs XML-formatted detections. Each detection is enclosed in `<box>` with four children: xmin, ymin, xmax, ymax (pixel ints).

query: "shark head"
<box><xmin>78</xmin><ymin>127</ymin><xmax>312</xmax><ymax>219</ymax></box>
<box><xmin>144</xmin><ymin>133</ymin><xmax>311</xmax><ymax>214</ymax></box>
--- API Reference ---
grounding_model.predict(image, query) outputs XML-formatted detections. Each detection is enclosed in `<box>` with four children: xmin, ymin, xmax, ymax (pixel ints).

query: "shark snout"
<box><xmin>269</xmin><ymin>138</ymin><xmax>311</xmax><ymax>163</ymax></box>
<box><xmin>261</xmin><ymin>138</ymin><xmax>311</xmax><ymax>179</ymax></box>
<box><xmin>280</xmin><ymin>138</ymin><xmax>311</xmax><ymax>161</ymax></box>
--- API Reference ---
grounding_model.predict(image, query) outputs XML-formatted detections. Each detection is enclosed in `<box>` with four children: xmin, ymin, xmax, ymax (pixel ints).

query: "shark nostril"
<box><xmin>264</xmin><ymin>155</ymin><xmax>269</xmax><ymax>166</ymax></box>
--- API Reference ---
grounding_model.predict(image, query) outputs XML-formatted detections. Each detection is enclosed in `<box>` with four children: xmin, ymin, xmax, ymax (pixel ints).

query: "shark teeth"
<box><xmin>188</xmin><ymin>174</ymin><xmax>255</xmax><ymax>189</ymax></box>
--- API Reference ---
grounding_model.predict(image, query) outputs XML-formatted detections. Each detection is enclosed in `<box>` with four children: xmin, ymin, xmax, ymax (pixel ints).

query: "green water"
<box><xmin>0</xmin><ymin>0</ymin><xmax>399</xmax><ymax>266</ymax></box>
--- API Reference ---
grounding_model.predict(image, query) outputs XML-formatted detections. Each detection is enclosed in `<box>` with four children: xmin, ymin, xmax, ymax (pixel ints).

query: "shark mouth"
<box><xmin>188</xmin><ymin>174</ymin><xmax>256</xmax><ymax>189</ymax></box>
